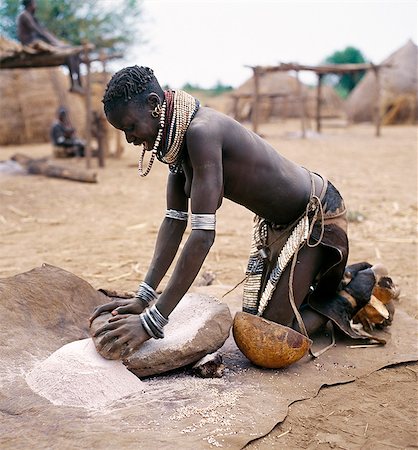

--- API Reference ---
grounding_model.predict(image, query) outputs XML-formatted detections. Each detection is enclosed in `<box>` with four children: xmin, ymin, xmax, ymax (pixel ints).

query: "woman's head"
<box><xmin>103</xmin><ymin>66</ymin><xmax>164</xmax><ymax>114</ymax></box>
<box><xmin>102</xmin><ymin>66</ymin><xmax>164</xmax><ymax>147</ymax></box>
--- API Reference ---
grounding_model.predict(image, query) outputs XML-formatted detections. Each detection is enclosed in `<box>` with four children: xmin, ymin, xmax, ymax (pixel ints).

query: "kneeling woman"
<box><xmin>90</xmin><ymin>66</ymin><xmax>348</xmax><ymax>354</ymax></box>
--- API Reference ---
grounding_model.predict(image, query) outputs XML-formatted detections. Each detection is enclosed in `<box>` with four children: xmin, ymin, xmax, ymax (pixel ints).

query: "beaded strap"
<box><xmin>165</xmin><ymin>209</ymin><xmax>189</xmax><ymax>221</ymax></box>
<box><xmin>191</xmin><ymin>213</ymin><xmax>216</xmax><ymax>230</ymax></box>
<box><xmin>140</xmin><ymin>305</ymin><xmax>169</xmax><ymax>339</ymax></box>
<box><xmin>135</xmin><ymin>281</ymin><xmax>158</xmax><ymax>306</ymax></box>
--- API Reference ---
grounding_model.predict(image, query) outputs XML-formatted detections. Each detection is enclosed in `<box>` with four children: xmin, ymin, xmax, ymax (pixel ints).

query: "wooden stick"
<box><xmin>276</xmin><ymin>428</ymin><xmax>291</xmax><ymax>439</ymax></box>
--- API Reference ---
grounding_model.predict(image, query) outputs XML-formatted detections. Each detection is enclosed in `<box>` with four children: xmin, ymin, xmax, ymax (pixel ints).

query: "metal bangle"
<box><xmin>165</xmin><ymin>209</ymin><xmax>189</xmax><ymax>221</ymax></box>
<box><xmin>191</xmin><ymin>213</ymin><xmax>216</xmax><ymax>230</ymax></box>
<box><xmin>140</xmin><ymin>308</ymin><xmax>165</xmax><ymax>339</ymax></box>
<box><xmin>139</xmin><ymin>313</ymin><xmax>156</xmax><ymax>339</ymax></box>
<box><xmin>135</xmin><ymin>281</ymin><xmax>158</xmax><ymax>305</ymax></box>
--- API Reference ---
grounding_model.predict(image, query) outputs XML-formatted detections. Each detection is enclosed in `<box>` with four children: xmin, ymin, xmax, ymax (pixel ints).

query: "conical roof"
<box><xmin>346</xmin><ymin>40</ymin><xmax>418</xmax><ymax>123</ymax></box>
<box><xmin>232</xmin><ymin>71</ymin><xmax>344</xmax><ymax>121</ymax></box>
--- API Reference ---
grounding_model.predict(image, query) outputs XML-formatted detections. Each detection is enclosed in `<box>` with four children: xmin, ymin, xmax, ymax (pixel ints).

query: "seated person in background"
<box><xmin>17</xmin><ymin>0</ymin><xmax>84</xmax><ymax>94</ymax></box>
<box><xmin>50</xmin><ymin>107</ymin><xmax>85</xmax><ymax>157</ymax></box>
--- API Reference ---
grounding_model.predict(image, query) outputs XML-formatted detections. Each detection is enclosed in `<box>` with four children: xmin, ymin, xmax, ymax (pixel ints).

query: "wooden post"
<box><xmin>84</xmin><ymin>44</ymin><xmax>92</xmax><ymax>169</ymax></box>
<box><xmin>232</xmin><ymin>95</ymin><xmax>239</xmax><ymax>120</ymax></box>
<box><xmin>316</xmin><ymin>73</ymin><xmax>323</xmax><ymax>133</ymax></box>
<box><xmin>252</xmin><ymin>67</ymin><xmax>261</xmax><ymax>134</ymax></box>
<box><xmin>296</xmin><ymin>70</ymin><xmax>306</xmax><ymax>138</ymax></box>
<box><xmin>373</xmin><ymin>66</ymin><xmax>381</xmax><ymax>137</ymax></box>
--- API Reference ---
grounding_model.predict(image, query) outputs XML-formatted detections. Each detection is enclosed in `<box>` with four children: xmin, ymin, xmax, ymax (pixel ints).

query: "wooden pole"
<box><xmin>232</xmin><ymin>96</ymin><xmax>239</xmax><ymax>120</ymax></box>
<box><xmin>296</xmin><ymin>70</ymin><xmax>306</xmax><ymax>138</ymax></box>
<box><xmin>316</xmin><ymin>73</ymin><xmax>323</xmax><ymax>133</ymax></box>
<box><xmin>252</xmin><ymin>67</ymin><xmax>261</xmax><ymax>134</ymax></box>
<box><xmin>373</xmin><ymin>66</ymin><xmax>381</xmax><ymax>137</ymax></box>
<box><xmin>84</xmin><ymin>44</ymin><xmax>92</xmax><ymax>169</ymax></box>
<box><xmin>98</xmin><ymin>49</ymin><xmax>108</xmax><ymax>165</ymax></box>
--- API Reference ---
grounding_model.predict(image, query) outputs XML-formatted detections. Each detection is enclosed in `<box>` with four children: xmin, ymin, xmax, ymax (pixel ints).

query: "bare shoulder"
<box><xmin>187</xmin><ymin>107</ymin><xmax>230</xmax><ymax>143</ymax></box>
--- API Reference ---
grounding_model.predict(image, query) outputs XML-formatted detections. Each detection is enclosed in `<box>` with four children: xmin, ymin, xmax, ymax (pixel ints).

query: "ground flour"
<box><xmin>25</xmin><ymin>338</ymin><xmax>145</xmax><ymax>410</ymax></box>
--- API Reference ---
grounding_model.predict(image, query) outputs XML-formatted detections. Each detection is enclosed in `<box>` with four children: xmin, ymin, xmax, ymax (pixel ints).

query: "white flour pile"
<box><xmin>25</xmin><ymin>338</ymin><xmax>145</xmax><ymax>409</ymax></box>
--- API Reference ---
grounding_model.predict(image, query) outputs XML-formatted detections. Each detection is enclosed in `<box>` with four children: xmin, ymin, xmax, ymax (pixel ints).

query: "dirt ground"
<box><xmin>1</xmin><ymin>119</ymin><xmax>417</xmax><ymax>449</ymax></box>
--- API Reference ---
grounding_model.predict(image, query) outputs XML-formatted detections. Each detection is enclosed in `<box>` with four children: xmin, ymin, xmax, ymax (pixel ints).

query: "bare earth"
<box><xmin>1</xmin><ymin>119</ymin><xmax>417</xmax><ymax>449</ymax></box>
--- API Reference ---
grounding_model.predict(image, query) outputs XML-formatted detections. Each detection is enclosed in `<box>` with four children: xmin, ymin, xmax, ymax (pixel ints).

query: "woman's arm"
<box><xmin>155</xmin><ymin>122</ymin><xmax>223</xmax><ymax>318</ymax></box>
<box><xmin>91</xmin><ymin>122</ymin><xmax>223</xmax><ymax>350</ymax></box>
<box><xmin>143</xmin><ymin>172</ymin><xmax>189</xmax><ymax>290</ymax></box>
<box><xmin>89</xmin><ymin>171</ymin><xmax>188</xmax><ymax>322</ymax></box>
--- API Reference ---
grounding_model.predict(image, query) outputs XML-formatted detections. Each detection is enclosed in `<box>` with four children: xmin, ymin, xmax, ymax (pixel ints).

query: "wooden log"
<box><xmin>11</xmin><ymin>153</ymin><xmax>97</xmax><ymax>183</ymax></box>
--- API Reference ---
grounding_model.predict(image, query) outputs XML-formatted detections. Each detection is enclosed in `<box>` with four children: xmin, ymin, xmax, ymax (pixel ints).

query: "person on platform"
<box><xmin>89</xmin><ymin>66</ymin><xmax>349</xmax><ymax>356</ymax></box>
<box><xmin>17</xmin><ymin>0</ymin><xmax>84</xmax><ymax>94</ymax></box>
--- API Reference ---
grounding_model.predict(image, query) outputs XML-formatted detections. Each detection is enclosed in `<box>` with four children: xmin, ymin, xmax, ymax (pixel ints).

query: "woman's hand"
<box><xmin>89</xmin><ymin>297</ymin><xmax>146</xmax><ymax>325</ymax></box>
<box><xmin>93</xmin><ymin>314</ymin><xmax>150</xmax><ymax>357</ymax></box>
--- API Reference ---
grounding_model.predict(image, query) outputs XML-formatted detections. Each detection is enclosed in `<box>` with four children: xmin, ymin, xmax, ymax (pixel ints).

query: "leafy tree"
<box><xmin>0</xmin><ymin>0</ymin><xmax>144</xmax><ymax>53</ymax></box>
<box><xmin>324</xmin><ymin>46</ymin><xmax>368</xmax><ymax>98</ymax></box>
<box><xmin>182</xmin><ymin>81</ymin><xmax>233</xmax><ymax>97</ymax></box>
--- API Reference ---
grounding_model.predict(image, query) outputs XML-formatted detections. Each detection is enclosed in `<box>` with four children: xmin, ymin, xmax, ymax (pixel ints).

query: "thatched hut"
<box><xmin>230</xmin><ymin>71</ymin><xmax>344</xmax><ymax>122</ymax></box>
<box><xmin>0</xmin><ymin>67</ymin><xmax>86</xmax><ymax>146</ymax></box>
<box><xmin>346</xmin><ymin>40</ymin><xmax>418</xmax><ymax>124</ymax></box>
<box><xmin>0</xmin><ymin>36</ymin><xmax>86</xmax><ymax>146</ymax></box>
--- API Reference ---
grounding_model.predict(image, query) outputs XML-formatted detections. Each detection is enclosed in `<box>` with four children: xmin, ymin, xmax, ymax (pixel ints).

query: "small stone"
<box><xmin>192</xmin><ymin>351</ymin><xmax>225</xmax><ymax>378</ymax></box>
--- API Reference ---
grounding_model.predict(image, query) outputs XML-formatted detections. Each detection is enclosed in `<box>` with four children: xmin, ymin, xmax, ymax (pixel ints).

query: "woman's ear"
<box><xmin>147</xmin><ymin>92</ymin><xmax>162</xmax><ymax>109</ymax></box>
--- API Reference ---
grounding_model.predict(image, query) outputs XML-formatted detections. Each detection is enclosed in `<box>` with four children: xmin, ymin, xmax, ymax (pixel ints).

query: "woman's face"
<box><xmin>106</xmin><ymin>100</ymin><xmax>159</xmax><ymax>151</ymax></box>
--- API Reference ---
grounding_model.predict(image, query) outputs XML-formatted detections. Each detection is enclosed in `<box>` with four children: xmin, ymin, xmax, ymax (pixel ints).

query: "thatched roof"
<box><xmin>0</xmin><ymin>35</ymin><xmax>87</xmax><ymax>146</ymax></box>
<box><xmin>0</xmin><ymin>34</ymin><xmax>87</xmax><ymax>69</ymax></box>
<box><xmin>0</xmin><ymin>66</ymin><xmax>86</xmax><ymax>145</ymax></box>
<box><xmin>346</xmin><ymin>40</ymin><xmax>418</xmax><ymax>123</ymax></box>
<box><xmin>231</xmin><ymin>71</ymin><xmax>344</xmax><ymax>121</ymax></box>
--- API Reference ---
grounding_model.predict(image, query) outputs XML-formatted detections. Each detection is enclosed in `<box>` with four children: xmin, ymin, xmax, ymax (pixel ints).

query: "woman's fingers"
<box><xmin>113</xmin><ymin>304</ymin><xmax>136</xmax><ymax>315</ymax></box>
<box><xmin>112</xmin><ymin>299</ymin><xmax>144</xmax><ymax>316</ymax></box>
<box><xmin>89</xmin><ymin>301</ymin><xmax>120</xmax><ymax>323</ymax></box>
<box><xmin>96</xmin><ymin>328</ymin><xmax>119</xmax><ymax>349</ymax></box>
<box><xmin>108</xmin><ymin>314</ymin><xmax>129</xmax><ymax>323</ymax></box>
<box><xmin>93</xmin><ymin>318</ymin><xmax>124</xmax><ymax>337</ymax></box>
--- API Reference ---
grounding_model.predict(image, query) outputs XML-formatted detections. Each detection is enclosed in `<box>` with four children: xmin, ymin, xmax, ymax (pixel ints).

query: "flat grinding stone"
<box><xmin>91</xmin><ymin>293</ymin><xmax>233</xmax><ymax>377</ymax></box>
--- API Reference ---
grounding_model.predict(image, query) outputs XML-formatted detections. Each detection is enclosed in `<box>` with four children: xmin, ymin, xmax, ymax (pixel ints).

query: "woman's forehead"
<box><xmin>107</xmin><ymin>102</ymin><xmax>142</xmax><ymax>126</ymax></box>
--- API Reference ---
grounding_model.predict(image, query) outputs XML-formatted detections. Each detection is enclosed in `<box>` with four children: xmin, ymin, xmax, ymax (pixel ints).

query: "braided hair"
<box><xmin>102</xmin><ymin>66</ymin><xmax>163</xmax><ymax>115</ymax></box>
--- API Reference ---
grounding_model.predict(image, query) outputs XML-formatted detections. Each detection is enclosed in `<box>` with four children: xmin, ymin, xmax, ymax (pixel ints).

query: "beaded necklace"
<box><xmin>137</xmin><ymin>90</ymin><xmax>200</xmax><ymax>177</ymax></box>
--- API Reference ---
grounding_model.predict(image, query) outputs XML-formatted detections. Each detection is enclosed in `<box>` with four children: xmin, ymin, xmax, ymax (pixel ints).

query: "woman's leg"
<box><xmin>262</xmin><ymin>244</ymin><xmax>327</xmax><ymax>334</ymax></box>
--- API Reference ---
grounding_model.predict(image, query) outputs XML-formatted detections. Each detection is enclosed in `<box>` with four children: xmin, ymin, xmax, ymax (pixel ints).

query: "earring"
<box><xmin>151</xmin><ymin>104</ymin><xmax>162</xmax><ymax>118</ymax></box>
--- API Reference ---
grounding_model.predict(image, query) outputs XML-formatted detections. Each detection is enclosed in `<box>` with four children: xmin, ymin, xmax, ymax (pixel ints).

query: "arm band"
<box><xmin>191</xmin><ymin>213</ymin><xmax>216</xmax><ymax>230</ymax></box>
<box><xmin>165</xmin><ymin>209</ymin><xmax>189</xmax><ymax>221</ymax></box>
<box><xmin>140</xmin><ymin>305</ymin><xmax>169</xmax><ymax>339</ymax></box>
<box><xmin>135</xmin><ymin>281</ymin><xmax>158</xmax><ymax>306</ymax></box>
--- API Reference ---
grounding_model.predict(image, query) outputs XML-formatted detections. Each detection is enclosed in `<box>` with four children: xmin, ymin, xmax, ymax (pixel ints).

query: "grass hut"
<box><xmin>345</xmin><ymin>40</ymin><xmax>418</xmax><ymax>124</ymax></box>
<box><xmin>0</xmin><ymin>67</ymin><xmax>86</xmax><ymax>146</ymax></box>
<box><xmin>0</xmin><ymin>36</ymin><xmax>86</xmax><ymax>146</ymax></box>
<box><xmin>231</xmin><ymin>71</ymin><xmax>344</xmax><ymax>122</ymax></box>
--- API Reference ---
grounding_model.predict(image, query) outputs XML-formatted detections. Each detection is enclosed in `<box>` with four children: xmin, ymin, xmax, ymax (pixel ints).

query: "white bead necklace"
<box><xmin>137</xmin><ymin>100</ymin><xmax>167</xmax><ymax>177</ymax></box>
